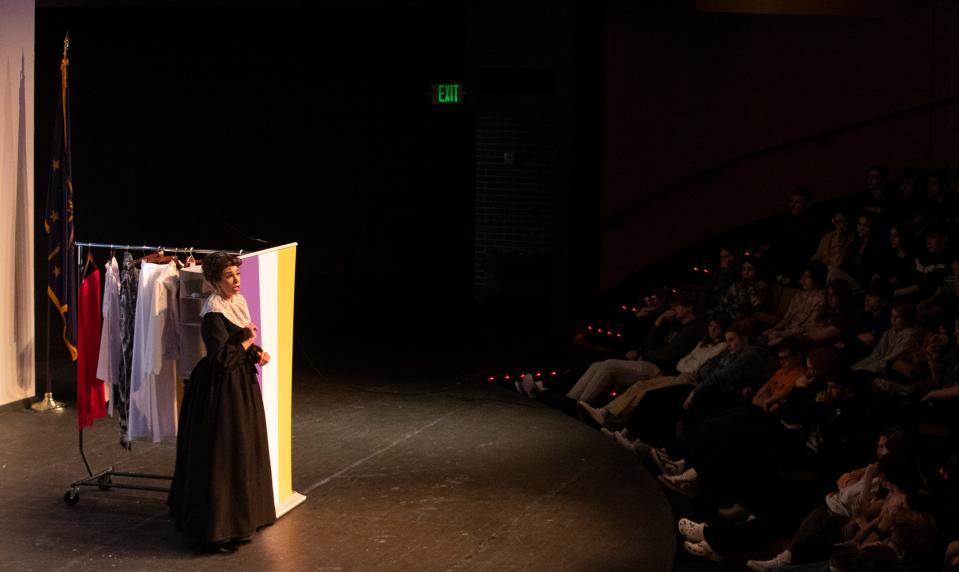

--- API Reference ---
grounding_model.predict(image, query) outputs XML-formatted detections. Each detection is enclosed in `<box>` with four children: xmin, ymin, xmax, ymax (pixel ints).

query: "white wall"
<box><xmin>0</xmin><ymin>0</ymin><xmax>35</xmax><ymax>406</ymax></box>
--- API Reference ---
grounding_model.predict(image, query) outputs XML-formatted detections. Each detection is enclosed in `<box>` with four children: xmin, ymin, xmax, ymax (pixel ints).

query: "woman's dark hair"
<box><xmin>202</xmin><ymin>251</ymin><xmax>242</xmax><ymax>285</ymax></box>
<box><xmin>702</xmin><ymin>311</ymin><xmax>733</xmax><ymax>346</ymax></box>
<box><xmin>820</xmin><ymin>278</ymin><xmax>856</xmax><ymax>327</ymax></box>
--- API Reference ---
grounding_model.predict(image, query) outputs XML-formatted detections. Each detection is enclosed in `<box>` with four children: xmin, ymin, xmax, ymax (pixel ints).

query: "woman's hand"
<box><xmin>257</xmin><ymin>350</ymin><xmax>271</xmax><ymax>366</ymax></box>
<box><xmin>245</xmin><ymin>323</ymin><xmax>258</xmax><ymax>343</ymax></box>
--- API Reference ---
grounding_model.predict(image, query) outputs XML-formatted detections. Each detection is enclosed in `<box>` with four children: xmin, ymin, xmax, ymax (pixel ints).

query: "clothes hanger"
<box><xmin>82</xmin><ymin>246</ymin><xmax>99</xmax><ymax>276</ymax></box>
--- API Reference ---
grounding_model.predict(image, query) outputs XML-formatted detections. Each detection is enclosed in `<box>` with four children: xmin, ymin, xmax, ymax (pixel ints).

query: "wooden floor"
<box><xmin>0</xmin><ymin>364</ymin><xmax>676</xmax><ymax>571</ymax></box>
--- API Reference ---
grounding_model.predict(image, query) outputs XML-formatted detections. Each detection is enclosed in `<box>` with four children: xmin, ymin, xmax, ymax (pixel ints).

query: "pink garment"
<box><xmin>77</xmin><ymin>269</ymin><xmax>106</xmax><ymax>429</ymax></box>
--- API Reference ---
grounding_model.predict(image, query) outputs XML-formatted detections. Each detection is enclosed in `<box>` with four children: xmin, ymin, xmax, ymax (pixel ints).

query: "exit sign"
<box><xmin>432</xmin><ymin>83</ymin><xmax>464</xmax><ymax>105</ymax></box>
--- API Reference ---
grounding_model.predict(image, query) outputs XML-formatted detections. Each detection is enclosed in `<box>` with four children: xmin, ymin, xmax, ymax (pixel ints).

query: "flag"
<box><xmin>44</xmin><ymin>33</ymin><xmax>77</xmax><ymax>361</ymax></box>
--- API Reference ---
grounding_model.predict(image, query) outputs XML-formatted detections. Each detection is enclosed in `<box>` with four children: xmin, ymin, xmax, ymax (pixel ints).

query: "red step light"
<box><xmin>535</xmin><ymin>372</ymin><xmax>542</xmax><ymax>377</ymax></box>
<box><xmin>550</xmin><ymin>371</ymin><xmax>557</xmax><ymax>376</ymax></box>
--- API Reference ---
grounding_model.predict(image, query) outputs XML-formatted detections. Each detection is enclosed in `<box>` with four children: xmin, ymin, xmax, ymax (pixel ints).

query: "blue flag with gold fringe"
<box><xmin>44</xmin><ymin>34</ymin><xmax>77</xmax><ymax>361</ymax></box>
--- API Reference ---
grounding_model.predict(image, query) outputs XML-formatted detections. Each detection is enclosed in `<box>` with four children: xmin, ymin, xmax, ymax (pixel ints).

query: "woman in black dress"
<box><xmin>169</xmin><ymin>252</ymin><xmax>276</xmax><ymax>551</ymax></box>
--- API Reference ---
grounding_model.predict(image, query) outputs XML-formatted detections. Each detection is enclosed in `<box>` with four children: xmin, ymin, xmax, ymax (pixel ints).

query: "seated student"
<box><xmin>697</xmin><ymin>244</ymin><xmax>741</xmax><ymax>314</ymax></box>
<box><xmin>920</xmin><ymin>169</ymin><xmax>958</xmax><ymax>230</ymax></box>
<box><xmin>751</xmin><ymin>337</ymin><xmax>806</xmax><ymax>412</ymax></box>
<box><xmin>836</xmin><ymin>281</ymin><xmax>892</xmax><ymax>363</ymax></box>
<box><xmin>717</xmin><ymin>258</ymin><xmax>769</xmax><ymax>321</ymax></box>
<box><xmin>877</xmin><ymin>224</ymin><xmax>915</xmax><ymax>293</ymax></box>
<box><xmin>834</xmin><ymin>212</ymin><xmax>883</xmax><ymax>293</ymax></box>
<box><xmin>743</xmin><ymin>427</ymin><xmax>911</xmax><ymax>570</ymax></box>
<box><xmin>860</xmin><ymin>165</ymin><xmax>892</xmax><ymax>221</ymax></box>
<box><xmin>575</xmin><ymin>312</ymin><xmax>731</xmax><ymax>427</ymax></box>
<box><xmin>889</xmin><ymin>165</ymin><xmax>926</xmax><ymax>239</ymax></box>
<box><xmin>895</xmin><ymin>221</ymin><xmax>951</xmax><ymax>297</ymax></box>
<box><xmin>811</xmin><ymin>212</ymin><xmax>855</xmax><ymax>269</ymax></box>
<box><xmin>761</xmin><ymin>263</ymin><xmax>827</xmax><ymax>347</ymax></box>
<box><xmin>634</xmin><ymin>291</ymin><xmax>707</xmax><ymax>372</ymax></box>
<box><xmin>564</xmin><ymin>293</ymin><xmax>704</xmax><ymax>404</ymax></box>
<box><xmin>803</xmin><ymin>278</ymin><xmax>857</xmax><ymax>346</ymax></box>
<box><xmin>759</xmin><ymin>187</ymin><xmax>822</xmax><ymax>285</ymax></box>
<box><xmin>618</xmin><ymin>285</ymin><xmax>668</xmax><ymax>355</ymax></box>
<box><xmin>851</xmin><ymin>300</ymin><xmax>923</xmax><ymax>380</ymax></box>
<box><xmin>676</xmin><ymin>322</ymin><xmax>772</xmax><ymax>428</ymax></box>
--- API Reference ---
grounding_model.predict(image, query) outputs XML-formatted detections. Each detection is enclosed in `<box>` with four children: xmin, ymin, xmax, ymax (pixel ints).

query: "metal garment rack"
<box><xmin>64</xmin><ymin>241</ymin><xmax>241</xmax><ymax>505</ymax></box>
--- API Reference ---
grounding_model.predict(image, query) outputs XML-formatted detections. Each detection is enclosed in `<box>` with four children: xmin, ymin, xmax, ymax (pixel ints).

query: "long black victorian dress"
<box><xmin>168</xmin><ymin>312</ymin><xmax>276</xmax><ymax>544</ymax></box>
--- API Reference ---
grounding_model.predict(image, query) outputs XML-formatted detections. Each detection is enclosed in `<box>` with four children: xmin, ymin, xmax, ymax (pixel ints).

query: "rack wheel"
<box><xmin>64</xmin><ymin>487</ymin><xmax>80</xmax><ymax>506</ymax></box>
<box><xmin>97</xmin><ymin>475</ymin><xmax>112</xmax><ymax>491</ymax></box>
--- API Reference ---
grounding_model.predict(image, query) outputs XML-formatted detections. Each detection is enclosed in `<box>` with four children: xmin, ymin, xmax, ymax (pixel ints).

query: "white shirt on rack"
<box><xmin>95</xmin><ymin>256</ymin><xmax>121</xmax><ymax>413</ymax></box>
<box><xmin>128</xmin><ymin>261</ymin><xmax>180</xmax><ymax>443</ymax></box>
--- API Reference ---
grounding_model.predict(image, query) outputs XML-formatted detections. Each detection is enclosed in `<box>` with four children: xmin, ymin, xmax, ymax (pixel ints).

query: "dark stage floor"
<box><xmin>0</xmin><ymin>365</ymin><xmax>676</xmax><ymax>571</ymax></box>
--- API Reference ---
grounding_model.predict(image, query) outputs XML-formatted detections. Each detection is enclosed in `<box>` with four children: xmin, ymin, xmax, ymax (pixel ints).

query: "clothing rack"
<box><xmin>64</xmin><ymin>241</ymin><xmax>241</xmax><ymax>506</ymax></box>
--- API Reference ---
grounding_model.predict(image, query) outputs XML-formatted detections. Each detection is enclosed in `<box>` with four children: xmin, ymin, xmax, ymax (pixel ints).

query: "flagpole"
<box><xmin>32</xmin><ymin>286</ymin><xmax>64</xmax><ymax>412</ymax></box>
<box><xmin>32</xmin><ymin>32</ymin><xmax>70</xmax><ymax>413</ymax></box>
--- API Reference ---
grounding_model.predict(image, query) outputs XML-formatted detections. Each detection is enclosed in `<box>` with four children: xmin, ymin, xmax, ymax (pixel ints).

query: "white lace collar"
<box><xmin>200</xmin><ymin>292</ymin><xmax>251</xmax><ymax>329</ymax></box>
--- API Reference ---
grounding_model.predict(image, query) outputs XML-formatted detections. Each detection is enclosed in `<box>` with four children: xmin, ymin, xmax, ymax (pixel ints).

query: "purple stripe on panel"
<box><xmin>243</xmin><ymin>255</ymin><xmax>262</xmax><ymax>385</ymax></box>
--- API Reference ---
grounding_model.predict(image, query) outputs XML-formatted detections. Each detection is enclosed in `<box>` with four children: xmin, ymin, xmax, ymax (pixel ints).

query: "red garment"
<box><xmin>77</xmin><ymin>269</ymin><xmax>106</xmax><ymax>429</ymax></box>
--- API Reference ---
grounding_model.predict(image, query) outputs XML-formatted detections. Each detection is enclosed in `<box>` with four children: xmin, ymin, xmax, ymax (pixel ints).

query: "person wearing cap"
<box><xmin>812</xmin><ymin>212</ymin><xmax>855</xmax><ymax>269</ymax></box>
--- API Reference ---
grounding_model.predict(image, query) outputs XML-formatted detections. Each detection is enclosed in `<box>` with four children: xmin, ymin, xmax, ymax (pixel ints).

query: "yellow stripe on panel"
<box><xmin>277</xmin><ymin>245</ymin><xmax>296</xmax><ymax>500</ymax></box>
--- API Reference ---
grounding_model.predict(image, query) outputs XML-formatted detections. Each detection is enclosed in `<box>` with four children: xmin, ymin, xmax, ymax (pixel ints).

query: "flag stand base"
<box><xmin>31</xmin><ymin>392</ymin><xmax>65</xmax><ymax>413</ymax></box>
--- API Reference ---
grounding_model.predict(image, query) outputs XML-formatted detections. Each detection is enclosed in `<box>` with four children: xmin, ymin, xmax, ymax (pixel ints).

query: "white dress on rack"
<box><xmin>128</xmin><ymin>261</ymin><xmax>180</xmax><ymax>443</ymax></box>
<box><xmin>95</xmin><ymin>256</ymin><xmax>121</xmax><ymax>414</ymax></box>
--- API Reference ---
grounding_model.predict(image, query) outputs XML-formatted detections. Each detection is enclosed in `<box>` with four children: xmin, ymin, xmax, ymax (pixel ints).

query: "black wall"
<box><xmin>35</xmin><ymin>2</ymin><xmax>608</xmax><ymax>379</ymax></box>
<box><xmin>36</xmin><ymin>3</ymin><xmax>479</xmax><ymax>360</ymax></box>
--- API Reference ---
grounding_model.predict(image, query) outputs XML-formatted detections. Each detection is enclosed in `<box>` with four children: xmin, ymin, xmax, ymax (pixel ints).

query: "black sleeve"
<box><xmin>202</xmin><ymin>313</ymin><xmax>253</xmax><ymax>373</ymax></box>
<box><xmin>645</xmin><ymin>321</ymin><xmax>705</xmax><ymax>366</ymax></box>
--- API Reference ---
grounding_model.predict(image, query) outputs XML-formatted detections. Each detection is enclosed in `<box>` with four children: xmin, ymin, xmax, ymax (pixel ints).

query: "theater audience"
<box><xmin>574</xmin><ymin>312</ymin><xmax>731</xmax><ymax>428</ymax></box>
<box><xmin>803</xmin><ymin>279</ymin><xmax>857</xmax><ymax>346</ymax></box>
<box><xmin>878</xmin><ymin>225</ymin><xmax>915</xmax><ymax>292</ymax></box>
<box><xmin>551</xmin><ymin>161</ymin><xmax>959</xmax><ymax>570</ymax></box>
<box><xmin>851</xmin><ymin>300</ymin><xmax>923</xmax><ymax>380</ymax></box>
<box><xmin>835</xmin><ymin>213</ymin><xmax>884</xmax><ymax>292</ymax></box>
<box><xmin>836</xmin><ymin>281</ymin><xmax>892</xmax><ymax>363</ymax></box>
<box><xmin>565</xmin><ymin>293</ymin><xmax>704</xmax><ymax>403</ymax></box>
<box><xmin>697</xmin><ymin>245</ymin><xmax>741</xmax><ymax>314</ymax></box>
<box><xmin>760</xmin><ymin>187</ymin><xmax>822</xmax><ymax>284</ymax></box>
<box><xmin>717</xmin><ymin>258</ymin><xmax>768</xmax><ymax>321</ymax></box>
<box><xmin>762</xmin><ymin>263</ymin><xmax>827</xmax><ymax>347</ymax></box>
<box><xmin>812</xmin><ymin>212</ymin><xmax>855</xmax><ymax>269</ymax></box>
